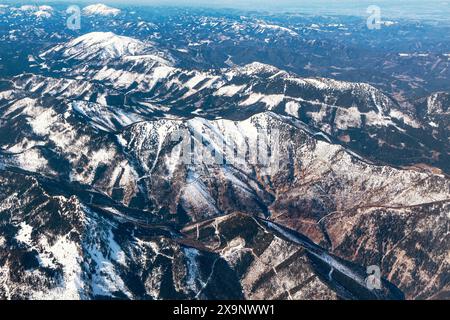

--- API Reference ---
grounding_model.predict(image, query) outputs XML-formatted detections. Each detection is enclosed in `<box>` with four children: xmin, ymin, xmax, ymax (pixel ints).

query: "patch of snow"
<box><xmin>307</xmin><ymin>107</ymin><xmax>328</xmax><ymax>123</ymax></box>
<box><xmin>390</xmin><ymin>109</ymin><xmax>421</xmax><ymax>128</ymax></box>
<box><xmin>33</xmin><ymin>10</ymin><xmax>52</xmax><ymax>18</ymax></box>
<box><xmin>183</xmin><ymin>247</ymin><xmax>202</xmax><ymax>291</ymax></box>
<box><xmin>82</xmin><ymin>4</ymin><xmax>120</xmax><ymax>16</ymax></box>
<box><xmin>35</xmin><ymin>235</ymin><xmax>84</xmax><ymax>300</ymax></box>
<box><xmin>181</xmin><ymin>172</ymin><xmax>219</xmax><ymax>214</ymax></box>
<box><xmin>285</xmin><ymin>101</ymin><xmax>300</xmax><ymax>118</ymax></box>
<box><xmin>15</xmin><ymin>222</ymin><xmax>33</xmax><ymax>246</ymax></box>
<box><xmin>39</xmin><ymin>5</ymin><xmax>53</xmax><ymax>11</ymax></box>
<box><xmin>28</xmin><ymin>108</ymin><xmax>57</xmax><ymax>136</ymax></box>
<box><xmin>88</xmin><ymin>241</ymin><xmax>131</xmax><ymax>298</ymax></box>
<box><xmin>334</xmin><ymin>107</ymin><xmax>362</xmax><ymax>130</ymax></box>
<box><xmin>429</xmin><ymin>121</ymin><xmax>439</xmax><ymax>128</ymax></box>
<box><xmin>239</xmin><ymin>93</ymin><xmax>264</xmax><ymax>106</ymax></box>
<box><xmin>123</xmin><ymin>54</ymin><xmax>171</xmax><ymax>66</ymax></box>
<box><xmin>16</xmin><ymin>148</ymin><xmax>48</xmax><ymax>172</ymax></box>
<box><xmin>382</xmin><ymin>20</ymin><xmax>397</xmax><ymax>26</ymax></box>
<box><xmin>107</xmin><ymin>230</ymin><xmax>127</xmax><ymax>266</ymax></box>
<box><xmin>214</xmin><ymin>84</ymin><xmax>246</xmax><ymax>97</ymax></box>
<box><xmin>256</xmin><ymin>22</ymin><xmax>298</xmax><ymax>36</ymax></box>
<box><xmin>365</xmin><ymin>111</ymin><xmax>393</xmax><ymax>127</ymax></box>
<box><xmin>19</xmin><ymin>5</ymin><xmax>37</xmax><ymax>11</ymax></box>
<box><xmin>185</xmin><ymin>73</ymin><xmax>207</xmax><ymax>89</ymax></box>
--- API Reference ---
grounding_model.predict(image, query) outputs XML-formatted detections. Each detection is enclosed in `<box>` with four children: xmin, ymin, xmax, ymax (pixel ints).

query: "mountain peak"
<box><xmin>234</xmin><ymin>62</ymin><xmax>284</xmax><ymax>77</ymax></box>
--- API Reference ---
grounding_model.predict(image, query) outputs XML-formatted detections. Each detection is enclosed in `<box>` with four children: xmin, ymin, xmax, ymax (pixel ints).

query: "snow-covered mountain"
<box><xmin>82</xmin><ymin>4</ymin><xmax>121</xmax><ymax>16</ymax></box>
<box><xmin>42</xmin><ymin>32</ymin><xmax>149</xmax><ymax>62</ymax></box>
<box><xmin>35</xmin><ymin>33</ymin><xmax>450</xmax><ymax>174</ymax></box>
<box><xmin>0</xmin><ymin>8</ymin><xmax>449</xmax><ymax>301</ymax></box>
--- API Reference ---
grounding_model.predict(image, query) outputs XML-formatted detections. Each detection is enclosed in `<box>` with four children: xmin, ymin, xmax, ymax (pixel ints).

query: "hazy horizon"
<box><xmin>1</xmin><ymin>0</ymin><xmax>450</xmax><ymax>20</ymax></box>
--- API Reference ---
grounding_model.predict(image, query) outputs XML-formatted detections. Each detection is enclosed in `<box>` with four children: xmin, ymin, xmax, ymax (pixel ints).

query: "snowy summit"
<box><xmin>82</xmin><ymin>4</ymin><xmax>121</xmax><ymax>16</ymax></box>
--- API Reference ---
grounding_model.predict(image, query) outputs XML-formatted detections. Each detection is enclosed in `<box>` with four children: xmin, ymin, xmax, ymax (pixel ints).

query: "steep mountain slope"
<box><xmin>0</xmin><ymin>169</ymin><xmax>403</xmax><ymax>300</ymax></box>
<box><xmin>0</xmin><ymin>170</ymin><xmax>245</xmax><ymax>299</ymax></box>
<box><xmin>417</xmin><ymin>92</ymin><xmax>450</xmax><ymax>137</ymax></box>
<box><xmin>322</xmin><ymin>201</ymin><xmax>450</xmax><ymax>300</ymax></box>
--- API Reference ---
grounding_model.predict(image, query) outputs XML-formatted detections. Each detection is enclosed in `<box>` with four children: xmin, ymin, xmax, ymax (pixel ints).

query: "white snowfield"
<box><xmin>33</xmin><ymin>10</ymin><xmax>52</xmax><ymax>19</ymax></box>
<box><xmin>6</xmin><ymin>4</ymin><xmax>53</xmax><ymax>17</ymax></box>
<box><xmin>82</xmin><ymin>4</ymin><xmax>121</xmax><ymax>16</ymax></box>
